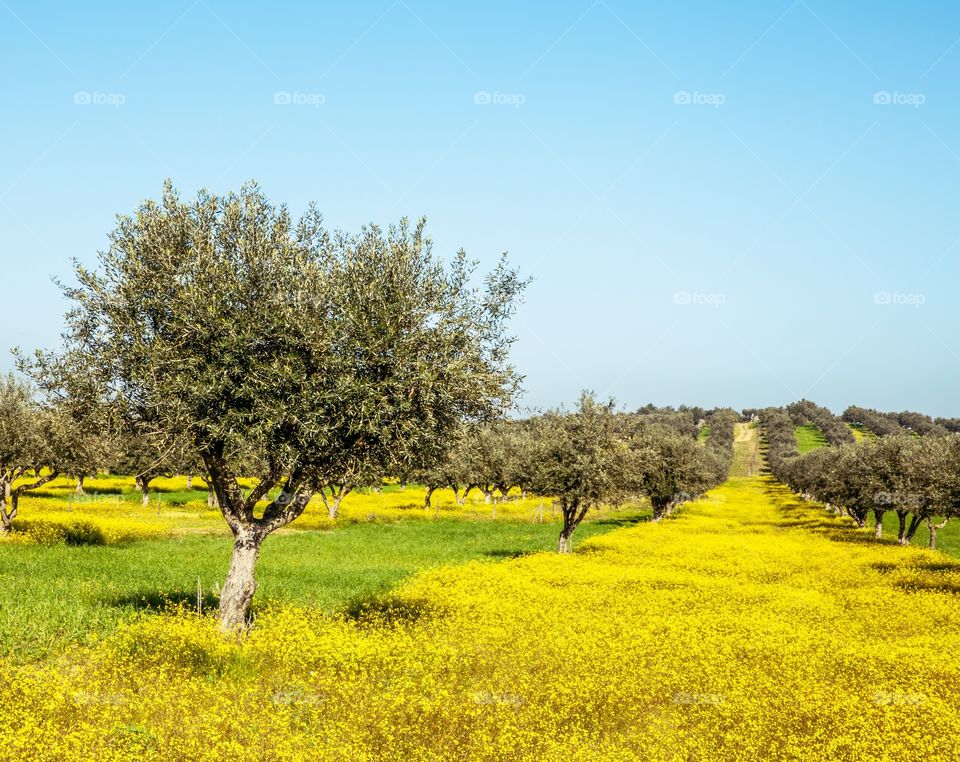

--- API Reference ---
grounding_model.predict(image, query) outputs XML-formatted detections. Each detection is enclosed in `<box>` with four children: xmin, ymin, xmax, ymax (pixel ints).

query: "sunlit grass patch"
<box><xmin>794</xmin><ymin>423</ymin><xmax>827</xmax><ymax>453</ymax></box>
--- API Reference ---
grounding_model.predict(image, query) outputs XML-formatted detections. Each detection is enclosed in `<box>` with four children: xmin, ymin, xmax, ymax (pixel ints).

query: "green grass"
<box><xmin>794</xmin><ymin>424</ymin><xmax>827</xmax><ymax>453</ymax></box>
<box><xmin>0</xmin><ymin>511</ymin><xmax>647</xmax><ymax>663</ymax></box>
<box><xmin>848</xmin><ymin>423</ymin><xmax>876</xmax><ymax>442</ymax></box>
<box><xmin>868</xmin><ymin>511</ymin><xmax>960</xmax><ymax>556</ymax></box>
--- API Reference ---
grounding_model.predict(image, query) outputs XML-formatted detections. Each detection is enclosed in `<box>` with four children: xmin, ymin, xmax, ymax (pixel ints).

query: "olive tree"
<box><xmin>109</xmin><ymin>425</ymin><xmax>191</xmax><ymax>506</ymax></box>
<box><xmin>632</xmin><ymin>424</ymin><xmax>723</xmax><ymax>521</ymax></box>
<box><xmin>34</xmin><ymin>181</ymin><xmax>526</xmax><ymax>630</ymax></box>
<box><xmin>528</xmin><ymin>393</ymin><xmax>636</xmax><ymax>553</ymax></box>
<box><xmin>414</xmin><ymin>429</ymin><xmax>474</xmax><ymax>509</ymax></box>
<box><xmin>0</xmin><ymin>374</ymin><xmax>88</xmax><ymax>534</ymax></box>
<box><xmin>460</xmin><ymin>422</ymin><xmax>512</xmax><ymax>503</ymax></box>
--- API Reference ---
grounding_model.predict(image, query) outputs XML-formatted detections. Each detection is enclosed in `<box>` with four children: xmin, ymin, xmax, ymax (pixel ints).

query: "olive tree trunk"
<box><xmin>0</xmin><ymin>472</ymin><xmax>57</xmax><ymax>536</ymax></box>
<box><xmin>203</xmin><ymin>452</ymin><xmax>313</xmax><ymax>632</ymax></box>
<box><xmin>557</xmin><ymin>497</ymin><xmax>588</xmax><ymax>553</ymax></box>
<box><xmin>651</xmin><ymin>498</ymin><xmax>670</xmax><ymax>522</ymax></box>
<box><xmin>219</xmin><ymin>529</ymin><xmax>264</xmax><ymax>631</ymax></box>
<box><xmin>926</xmin><ymin>516</ymin><xmax>950</xmax><ymax>551</ymax></box>
<box><xmin>135</xmin><ymin>475</ymin><xmax>151</xmax><ymax>507</ymax></box>
<box><xmin>0</xmin><ymin>489</ymin><xmax>13</xmax><ymax>536</ymax></box>
<box><xmin>896</xmin><ymin>511</ymin><xmax>908</xmax><ymax>543</ymax></box>
<box><xmin>898</xmin><ymin>513</ymin><xmax>923</xmax><ymax>545</ymax></box>
<box><xmin>320</xmin><ymin>485</ymin><xmax>350</xmax><ymax>520</ymax></box>
<box><xmin>873</xmin><ymin>509</ymin><xmax>884</xmax><ymax>540</ymax></box>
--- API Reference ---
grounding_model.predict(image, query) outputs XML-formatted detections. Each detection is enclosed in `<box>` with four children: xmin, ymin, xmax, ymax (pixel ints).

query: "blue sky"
<box><xmin>2</xmin><ymin>1</ymin><xmax>959</xmax><ymax>415</ymax></box>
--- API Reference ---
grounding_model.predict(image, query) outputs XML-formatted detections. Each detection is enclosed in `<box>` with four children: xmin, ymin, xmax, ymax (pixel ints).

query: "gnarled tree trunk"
<box><xmin>926</xmin><ymin>516</ymin><xmax>950</xmax><ymax>551</ymax></box>
<box><xmin>75</xmin><ymin>475</ymin><xmax>85</xmax><ymax>495</ymax></box>
<box><xmin>0</xmin><ymin>490</ymin><xmax>13</xmax><ymax>536</ymax></box>
<box><xmin>219</xmin><ymin>528</ymin><xmax>263</xmax><ymax>631</ymax></box>
<box><xmin>320</xmin><ymin>485</ymin><xmax>350</xmax><ymax>520</ymax></box>
<box><xmin>896</xmin><ymin>510</ymin><xmax>908</xmax><ymax>543</ymax></box>
<box><xmin>557</xmin><ymin>497</ymin><xmax>588</xmax><ymax>553</ymax></box>
<box><xmin>135</xmin><ymin>475</ymin><xmax>151</xmax><ymax>507</ymax></box>
<box><xmin>898</xmin><ymin>513</ymin><xmax>922</xmax><ymax>545</ymax></box>
<box><xmin>202</xmin><ymin>451</ymin><xmax>312</xmax><ymax>632</ymax></box>
<box><xmin>651</xmin><ymin>497</ymin><xmax>669</xmax><ymax>522</ymax></box>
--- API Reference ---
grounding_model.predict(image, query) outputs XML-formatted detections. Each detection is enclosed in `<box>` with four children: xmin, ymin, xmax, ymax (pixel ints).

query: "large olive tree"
<box><xmin>34</xmin><ymin>181</ymin><xmax>526</xmax><ymax>630</ymax></box>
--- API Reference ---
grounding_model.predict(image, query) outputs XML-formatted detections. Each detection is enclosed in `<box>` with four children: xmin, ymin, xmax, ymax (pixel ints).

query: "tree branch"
<box><xmin>11</xmin><ymin>471</ymin><xmax>59</xmax><ymax>497</ymax></box>
<box><xmin>244</xmin><ymin>464</ymin><xmax>284</xmax><ymax>513</ymax></box>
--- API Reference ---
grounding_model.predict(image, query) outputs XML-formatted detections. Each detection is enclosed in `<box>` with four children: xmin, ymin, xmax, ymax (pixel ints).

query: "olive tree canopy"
<box><xmin>32</xmin><ymin>181</ymin><xmax>527</xmax><ymax>629</ymax></box>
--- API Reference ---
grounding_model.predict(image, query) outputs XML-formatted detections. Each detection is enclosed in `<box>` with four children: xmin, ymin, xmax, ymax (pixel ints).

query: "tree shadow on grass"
<box><xmin>343</xmin><ymin>593</ymin><xmax>436</xmax><ymax>627</ymax></box>
<box><xmin>894</xmin><ymin>578</ymin><xmax>960</xmax><ymax>595</ymax></box>
<box><xmin>591</xmin><ymin>514</ymin><xmax>650</xmax><ymax>528</ymax></box>
<box><xmin>107</xmin><ymin>589</ymin><xmax>219</xmax><ymax>613</ymax></box>
<box><xmin>482</xmin><ymin>549</ymin><xmax>533</xmax><ymax>559</ymax></box>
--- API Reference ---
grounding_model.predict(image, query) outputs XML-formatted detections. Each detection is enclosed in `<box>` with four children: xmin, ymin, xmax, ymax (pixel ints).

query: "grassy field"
<box><xmin>848</xmin><ymin>422</ymin><xmax>875</xmax><ymax>441</ymax></box>
<box><xmin>5</xmin><ymin>476</ymin><xmax>960</xmax><ymax>760</ymax></box>
<box><xmin>794</xmin><ymin>423</ymin><xmax>827</xmax><ymax>453</ymax></box>
<box><xmin>0</xmin><ymin>480</ymin><xmax>647</xmax><ymax>663</ymax></box>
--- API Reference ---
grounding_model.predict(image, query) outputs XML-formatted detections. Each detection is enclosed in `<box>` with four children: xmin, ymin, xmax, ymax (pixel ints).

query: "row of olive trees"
<box><xmin>755</xmin><ymin>407</ymin><xmax>800</xmax><ymax>477</ymax></box>
<box><xmin>415</xmin><ymin>397</ymin><xmax>735</xmax><ymax>553</ymax></box>
<box><xmin>779</xmin><ymin>434</ymin><xmax>960</xmax><ymax>549</ymax></box>
<box><xmin>842</xmin><ymin>405</ymin><xmax>958</xmax><ymax>438</ymax></box>
<box><xmin>0</xmin><ymin>380</ymin><xmax>222</xmax><ymax>511</ymax></box>
<box><xmin>786</xmin><ymin>399</ymin><xmax>855</xmax><ymax>446</ymax></box>
<box><xmin>12</xmin><ymin>180</ymin><xmax>739</xmax><ymax>630</ymax></box>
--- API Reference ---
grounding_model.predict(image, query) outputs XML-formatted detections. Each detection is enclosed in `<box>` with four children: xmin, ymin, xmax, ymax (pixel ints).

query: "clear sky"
<box><xmin>2</xmin><ymin>1</ymin><xmax>958</xmax><ymax>416</ymax></box>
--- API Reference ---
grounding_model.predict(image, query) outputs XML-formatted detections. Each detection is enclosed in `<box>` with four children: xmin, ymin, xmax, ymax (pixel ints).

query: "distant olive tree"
<box><xmin>33</xmin><ymin>181</ymin><xmax>526</xmax><ymax>630</ymax></box>
<box><xmin>630</xmin><ymin>423</ymin><xmax>723</xmax><ymax>521</ymax></box>
<box><xmin>0</xmin><ymin>374</ymin><xmax>90</xmax><ymax>534</ymax></box>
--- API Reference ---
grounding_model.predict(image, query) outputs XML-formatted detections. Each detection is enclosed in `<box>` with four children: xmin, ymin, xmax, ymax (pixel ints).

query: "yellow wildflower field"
<box><xmin>6</xmin><ymin>478</ymin><xmax>561</xmax><ymax>545</ymax></box>
<box><xmin>3</xmin><ymin>476</ymin><xmax>960</xmax><ymax>760</ymax></box>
